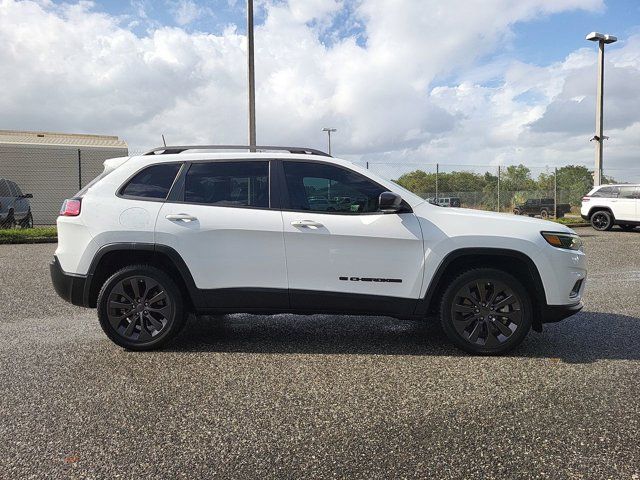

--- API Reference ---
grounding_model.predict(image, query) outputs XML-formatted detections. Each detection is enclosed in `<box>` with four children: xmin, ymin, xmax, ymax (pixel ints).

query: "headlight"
<box><xmin>541</xmin><ymin>232</ymin><xmax>583</xmax><ymax>251</ymax></box>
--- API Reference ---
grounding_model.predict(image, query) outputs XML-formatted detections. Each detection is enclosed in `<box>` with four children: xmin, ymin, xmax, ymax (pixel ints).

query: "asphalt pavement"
<box><xmin>0</xmin><ymin>226</ymin><xmax>639</xmax><ymax>479</ymax></box>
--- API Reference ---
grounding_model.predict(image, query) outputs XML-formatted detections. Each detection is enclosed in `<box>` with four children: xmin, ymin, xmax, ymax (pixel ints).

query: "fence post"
<box><xmin>497</xmin><ymin>165</ymin><xmax>501</xmax><ymax>212</ymax></box>
<box><xmin>77</xmin><ymin>149</ymin><xmax>82</xmax><ymax>190</ymax></box>
<box><xmin>435</xmin><ymin>163</ymin><xmax>439</xmax><ymax>201</ymax></box>
<box><xmin>554</xmin><ymin>167</ymin><xmax>558</xmax><ymax>219</ymax></box>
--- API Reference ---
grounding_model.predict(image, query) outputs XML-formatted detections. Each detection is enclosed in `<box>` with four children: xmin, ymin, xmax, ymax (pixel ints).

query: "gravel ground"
<box><xmin>0</xmin><ymin>226</ymin><xmax>639</xmax><ymax>479</ymax></box>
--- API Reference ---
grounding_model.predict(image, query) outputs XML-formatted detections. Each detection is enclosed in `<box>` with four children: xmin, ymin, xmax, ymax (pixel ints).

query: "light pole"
<box><xmin>322</xmin><ymin>127</ymin><xmax>336</xmax><ymax>155</ymax></box>
<box><xmin>247</xmin><ymin>0</ymin><xmax>256</xmax><ymax>151</ymax></box>
<box><xmin>586</xmin><ymin>31</ymin><xmax>617</xmax><ymax>186</ymax></box>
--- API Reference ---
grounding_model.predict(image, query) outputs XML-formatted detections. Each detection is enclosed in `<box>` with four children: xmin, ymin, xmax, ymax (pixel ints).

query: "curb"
<box><xmin>0</xmin><ymin>237</ymin><xmax>58</xmax><ymax>245</ymax></box>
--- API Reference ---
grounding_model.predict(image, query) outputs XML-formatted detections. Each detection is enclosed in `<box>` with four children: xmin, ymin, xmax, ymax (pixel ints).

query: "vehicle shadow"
<box><xmin>167</xmin><ymin>310</ymin><xmax>640</xmax><ymax>364</ymax></box>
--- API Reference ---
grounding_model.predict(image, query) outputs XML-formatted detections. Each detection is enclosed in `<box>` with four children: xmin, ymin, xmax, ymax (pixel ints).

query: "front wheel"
<box><xmin>540</xmin><ymin>209</ymin><xmax>549</xmax><ymax>219</ymax></box>
<box><xmin>440</xmin><ymin>268</ymin><xmax>532</xmax><ymax>355</ymax></box>
<box><xmin>590</xmin><ymin>210</ymin><xmax>613</xmax><ymax>231</ymax></box>
<box><xmin>97</xmin><ymin>265</ymin><xmax>186</xmax><ymax>350</ymax></box>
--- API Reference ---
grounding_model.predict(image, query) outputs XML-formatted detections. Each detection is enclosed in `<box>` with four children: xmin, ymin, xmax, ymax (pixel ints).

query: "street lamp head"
<box><xmin>322</xmin><ymin>127</ymin><xmax>337</xmax><ymax>133</ymax></box>
<box><xmin>586</xmin><ymin>32</ymin><xmax>617</xmax><ymax>44</ymax></box>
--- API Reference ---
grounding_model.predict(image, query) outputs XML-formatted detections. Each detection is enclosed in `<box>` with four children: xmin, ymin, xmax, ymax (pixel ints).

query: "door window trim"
<box><xmin>274</xmin><ymin>158</ymin><xmax>413</xmax><ymax>215</ymax></box>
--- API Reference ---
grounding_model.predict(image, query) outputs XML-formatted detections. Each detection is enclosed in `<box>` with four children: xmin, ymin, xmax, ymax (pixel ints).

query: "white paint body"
<box><xmin>581</xmin><ymin>184</ymin><xmax>640</xmax><ymax>222</ymax></box>
<box><xmin>56</xmin><ymin>152</ymin><xmax>586</xmax><ymax>308</ymax></box>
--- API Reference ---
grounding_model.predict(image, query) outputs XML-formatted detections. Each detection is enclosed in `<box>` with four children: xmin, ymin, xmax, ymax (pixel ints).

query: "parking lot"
<box><xmin>0</xmin><ymin>226</ymin><xmax>638</xmax><ymax>479</ymax></box>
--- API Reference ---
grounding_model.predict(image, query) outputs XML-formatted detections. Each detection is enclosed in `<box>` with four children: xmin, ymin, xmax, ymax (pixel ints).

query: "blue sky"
<box><xmin>3</xmin><ymin>0</ymin><xmax>639</xmax><ymax>173</ymax></box>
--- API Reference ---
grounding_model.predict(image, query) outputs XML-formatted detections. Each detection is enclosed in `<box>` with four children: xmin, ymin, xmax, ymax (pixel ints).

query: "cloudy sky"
<box><xmin>0</xmin><ymin>0</ymin><xmax>639</xmax><ymax>177</ymax></box>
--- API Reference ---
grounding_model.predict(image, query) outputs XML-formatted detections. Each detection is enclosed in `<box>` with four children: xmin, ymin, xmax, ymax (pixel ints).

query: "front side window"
<box><xmin>283</xmin><ymin>161</ymin><xmax>386</xmax><ymax>214</ymax></box>
<box><xmin>121</xmin><ymin>163</ymin><xmax>181</xmax><ymax>199</ymax></box>
<box><xmin>184</xmin><ymin>161</ymin><xmax>269</xmax><ymax>208</ymax></box>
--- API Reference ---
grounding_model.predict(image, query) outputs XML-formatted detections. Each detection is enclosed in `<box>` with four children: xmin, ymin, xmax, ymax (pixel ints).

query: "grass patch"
<box><xmin>0</xmin><ymin>226</ymin><xmax>57</xmax><ymax>244</ymax></box>
<box><xmin>553</xmin><ymin>217</ymin><xmax>589</xmax><ymax>226</ymax></box>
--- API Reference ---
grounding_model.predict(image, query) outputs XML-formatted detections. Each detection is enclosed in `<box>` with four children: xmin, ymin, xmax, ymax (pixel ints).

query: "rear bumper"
<box><xmin>541</xmin><ymin>302</ymin><xmax>583</xmax><ymax>324</ymax></box>
<box><xmin>50</xmin><ymin>256</ymin><xmax>90</xmax><ymax>307</ymax></box>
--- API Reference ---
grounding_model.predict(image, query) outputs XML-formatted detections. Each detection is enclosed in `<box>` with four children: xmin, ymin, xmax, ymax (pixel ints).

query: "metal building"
<box><xmin>0</xmin><ymin>130</ymin><xmax>128</xmax><ymax>225</ymax></box>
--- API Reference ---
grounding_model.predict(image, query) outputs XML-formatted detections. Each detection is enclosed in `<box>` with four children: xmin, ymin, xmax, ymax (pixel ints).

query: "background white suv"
<box><xmin>51</xmin><ymin>145</ymin><xmax>587</xmax><ymax>355</ymax></box>
<box><xmin>581</xmin><ymin>184</ymin><xmax>640</xmax><ymax>231</ymax></box>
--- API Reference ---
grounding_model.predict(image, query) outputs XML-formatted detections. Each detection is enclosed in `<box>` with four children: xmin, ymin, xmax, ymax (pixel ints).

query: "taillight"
<box><xmin>60</xmin><ymin>198</ymin><xmax>81</xmax><ymax>216</ymax></box>
<box><xmin>582</xmin><ymin>196</ymin><xmax>590</xmax><ymax>202</ymax></box>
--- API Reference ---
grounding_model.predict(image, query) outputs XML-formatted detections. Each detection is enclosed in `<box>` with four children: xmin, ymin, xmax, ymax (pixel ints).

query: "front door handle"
<box><xmin>166</xmin><ymin>213</ymin><xmax>198</xmax><ymax>222</ymax></box>
<box><xmin>291</xmin><ymin>219</ymin><xmax>324</xmax><ymax>228</ymax></box>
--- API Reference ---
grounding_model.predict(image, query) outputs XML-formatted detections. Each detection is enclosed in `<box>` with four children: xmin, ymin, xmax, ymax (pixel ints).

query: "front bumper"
<box><xmin>541</xmin><ymin>302</ymin><xmax>583</xmax><ymax>324</ymax></box>
<box><xmin>50</xmin><ymin>256</ymin><xmax>89</xmax><ymax>307</ymax></box>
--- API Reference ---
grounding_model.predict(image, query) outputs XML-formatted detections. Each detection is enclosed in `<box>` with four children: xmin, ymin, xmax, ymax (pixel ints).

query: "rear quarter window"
<box><xmin>121</xmin><ymin>163</ymin><xmax>182</xmax><ymax>199</ymax></box>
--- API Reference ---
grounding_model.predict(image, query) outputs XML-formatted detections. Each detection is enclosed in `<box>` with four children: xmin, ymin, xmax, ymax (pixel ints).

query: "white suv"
<box><xmin>581</xmin><ymin>184</ymin><xmax>640</xmax><ymax>231</ymax></box>
<box><xmin>51</xmin><ymin>145</ymin><xmax>587</xmax><ymax>354</ymax></box>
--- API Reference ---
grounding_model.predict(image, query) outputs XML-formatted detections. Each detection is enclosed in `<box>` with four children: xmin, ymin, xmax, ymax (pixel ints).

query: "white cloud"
<box><xmin>169</xmin><ymin>0</ymin><xmax>211</xmax><ymax>26</ymax></box>
<box><xmin>2</xmin><ymin>0</ymin><xmax>639</xmax><ymax>181</ymax></box>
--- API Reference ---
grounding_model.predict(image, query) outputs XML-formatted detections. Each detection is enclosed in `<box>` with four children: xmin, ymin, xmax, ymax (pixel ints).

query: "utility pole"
<box><xmin>497</xmin><ymin>166</ymin><xmax>501</xmax><ymax>212</ymax></box>
<box><xmin>322</xmin><ymin>127</ymin><xmax>336</xmax><ymax>155</ymax></box>
<box><xmin>247</xmin><ymin>0</ymin><xmax>256</xmax><ymax>151</ymax></box>
<box><xmin>586</xmin><ymin>32</ymin><xmax>617</xmax><ymax>186</ymax></box>
<box><xmin>554</xmin><ymin>167</ymin><xmax>558</xmax><ymax>219</ymax></box>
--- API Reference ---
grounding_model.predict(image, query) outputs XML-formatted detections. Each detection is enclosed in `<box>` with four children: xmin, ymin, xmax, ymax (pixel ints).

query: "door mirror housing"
<box><xmin>378</xmin><ymin>191</ymin><xmax>403</xmax><ymax>213</ymax></box>
<box><xmin>21</xmin><ymin>193</ymin><xmax>33</xmax><ymax>199</ymax></box>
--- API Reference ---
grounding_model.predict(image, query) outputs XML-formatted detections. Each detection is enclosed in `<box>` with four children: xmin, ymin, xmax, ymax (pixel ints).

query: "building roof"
<box><xmin>0</xmin><ymin>129</ymin><xmax>127</xmax><ymax>149</ymax></box>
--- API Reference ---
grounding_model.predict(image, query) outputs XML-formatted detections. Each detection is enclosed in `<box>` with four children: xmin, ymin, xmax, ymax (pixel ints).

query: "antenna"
<box><xmin>162</xmin><ymin>134</ymin><xmax>167</xmax><ymax>147</ymax></box>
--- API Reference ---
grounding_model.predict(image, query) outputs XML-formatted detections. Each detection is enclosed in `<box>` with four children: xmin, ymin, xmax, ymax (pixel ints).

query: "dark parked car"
<box><xmin>513</xmin><ymin>198</ymin><xmax>571</xmax><ymax>219</ymax></box>
<box><xmin>0</xmin><ymin>178</ymin><xmax>33</xmax><ymax>228</ymax></box>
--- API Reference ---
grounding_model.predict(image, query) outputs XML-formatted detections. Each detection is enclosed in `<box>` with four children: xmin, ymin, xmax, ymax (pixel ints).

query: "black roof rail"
<box><xmin>143</xmin><ymin>145</ymin><xmax>331</xmax><ymax>157</ymax></box>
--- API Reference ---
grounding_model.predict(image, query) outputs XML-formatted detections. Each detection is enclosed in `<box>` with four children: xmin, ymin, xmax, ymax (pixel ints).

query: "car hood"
<box><xmin>413</xmin><ymin>203</ymin><xmax>575</xmax><ymax>237</ymax></box>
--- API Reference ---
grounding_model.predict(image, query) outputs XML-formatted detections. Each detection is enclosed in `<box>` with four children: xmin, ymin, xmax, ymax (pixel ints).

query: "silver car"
<box><xmin>0</xmin><ymin>178</ymin><xmax>33</xmax><ymax>228</ymax></box>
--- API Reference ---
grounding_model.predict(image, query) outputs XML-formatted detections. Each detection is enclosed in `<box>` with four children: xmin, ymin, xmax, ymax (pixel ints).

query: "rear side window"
<box><xmin>184</xmin><ymin>161</ymin><xmax>269</xmax><ymax>208</ymax></box>
<box><xmin>0</xmin><ymin>180</ymin><xmax>10</xmax><ymax>197</ymax></box>
<box><xmin>121</xmin><ymin>163</ymin><xmax>181</xmax><ymax>199</ymax></box>
<box><xmin>591</xmin><ymin>186</ymin><xmax>616</xmax><ymax>198</ymax></box>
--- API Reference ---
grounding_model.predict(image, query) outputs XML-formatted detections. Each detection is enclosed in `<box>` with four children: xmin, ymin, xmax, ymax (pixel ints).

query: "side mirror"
<box><xmin>20</xmin><ymin>194</ymin><xmax>33</xmax><ymax>199</ymax></box>
<box><xmin>378</xmin><ymin>191</ymin><xmax>402</xmax><ymax>213</ymax></box>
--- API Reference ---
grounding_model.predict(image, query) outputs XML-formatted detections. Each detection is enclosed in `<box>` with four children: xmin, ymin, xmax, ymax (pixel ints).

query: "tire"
<box><xmin>97</xmin><ymin>265</ymin><xmax>186</xmax><ymax>350</ymax></box>
<box><xmin>619</xmin><ymin>224</ymin><xmax>636</xmax><ymax>231</ymax></box>
<box><xmin>540</xmin><ymin>209</ymin><xmax>549</xmax><ymax>219</ymax></box>
<box><xmin>590</xmin><ymin>210</ymin><xmax>613</xmax><ymax>231</ymax></box>
<box><xmin>19</xmin><ymin>211</ymin><xmax>33</xmax><ymax>229</ymax></box>
<box><xmin>513</xmin><ymin>209</ymin><xmax>520</xmax><ymax>216</ymax></box>
<box><xmin>440</xmin><ymin>268</ymin><xmax>532</xmax><ymax>355</ymax></box>
<box><xmin>2</xmin><ymin>210</ymin><xmax>15</xmax><ymax>229</ymax></box>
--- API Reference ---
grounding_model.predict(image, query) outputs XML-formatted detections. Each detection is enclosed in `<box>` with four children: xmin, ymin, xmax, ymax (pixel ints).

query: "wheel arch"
<box><xmin>85</xmin><ymin>243</ymin><xmax>197</xmax><ymax>310</ymax></box>
<box><xmin>416</xmin><ymin>248</ymin><xmax>547</xmax><ymax>332</ymax></box>
<box><xmin>587</xmin><ymin>206</ymin><xmax>614</xmax><ymax>219</ymax></box>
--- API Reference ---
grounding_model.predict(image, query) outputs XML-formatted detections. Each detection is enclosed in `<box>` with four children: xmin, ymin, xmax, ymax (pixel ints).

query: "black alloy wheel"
<box><xmin>440</xmin><ymin>268</ymin><xmax>532</xmax><ymax>355</ymax></box>
<box><xmin>97</xmin><ymin>265</ymin><xmax>185</xmax><ymax>350</ymax></box>
<box><xmin>591</xmin><ymin>211</ymin><xmax>613</xmax><ymax>231</ymax></box>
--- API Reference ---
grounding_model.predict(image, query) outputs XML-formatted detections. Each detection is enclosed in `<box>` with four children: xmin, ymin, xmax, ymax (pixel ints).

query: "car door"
<box><xmin>278</xmin><ymin>160</ymin><xmax>424</xmax><ymax>315</ymax></box>
<box><xmin>616</xmin><ymin>186</ymin><xmax>638</xmax><ymax>221</ymax></box>
<box><xmin>155</xmin><ymin>159</ymin><xmax>288</xmax><ymax>310</ymax></box>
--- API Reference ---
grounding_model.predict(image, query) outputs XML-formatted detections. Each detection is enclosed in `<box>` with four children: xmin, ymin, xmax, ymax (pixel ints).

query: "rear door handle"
<box><xmin>166</xmin><ymin>213</ymin><xmax>198</xmax><ymax>222</ymax></box>
<box><xmin>291</xmin><ymin>219</ymin><xmax>324</xmax><ymax>228</ymax></box>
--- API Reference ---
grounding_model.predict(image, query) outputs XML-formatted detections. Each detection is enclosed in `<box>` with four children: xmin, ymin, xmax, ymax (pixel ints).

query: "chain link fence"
<box><xmin>361</xmin><ymin>161</ymin><xmax>640</xmax><ymax>216</ymax></box>
<box><xmin>0</xmin><ymin>145</ymin><xmax>128</xmax><ymax>225</ymax></box>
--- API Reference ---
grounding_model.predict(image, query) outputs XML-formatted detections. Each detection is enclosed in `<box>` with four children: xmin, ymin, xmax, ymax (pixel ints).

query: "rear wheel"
<box><xmin>540</xmin><ymin>209</ymin><xmax>549</xmax><ymax>219</ymax></box>
<box><xmin>97</xmin><ymin>265</ymin><xmax>186</xmax><ymax>350</ymax></box>
<box><xmin>19</xmin><ymin>211</ymin><xmax>33</xmax><ymax>229</ymax></box>
<box><xmin>440</xmin><ymin>268</ymin><xmax>532</xmax><ymax>355</ymax></box>
<box><xmin>2</xmin><ymin>210</ymin><xmax>15</xmax><ymax>229</ymax></box>
<box><xmin>590</xmin><ymin>210</ymin><xmax>613</xmax><ymax>231</ymax></box>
